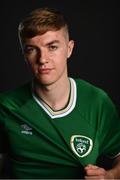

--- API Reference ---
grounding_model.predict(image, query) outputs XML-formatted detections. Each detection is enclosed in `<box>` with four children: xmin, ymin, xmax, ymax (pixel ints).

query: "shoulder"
<box><xmin>74</xmin><ymin>78</ymin><xmax>108</xmax><ymax>100</ymax></box>
<box><xmin>73</xmin><ymin>78</ymin><xmax>117</xmax><ymax>114</ymax></box>
<box><xmin>72</xmin><ymin>78</ymin><xmax>119</xmax><ymax>131</ymax></box>
<box><xmin>0</xmin><ymin>82</ymin><xmax>32</xmax><ymax>108</ymax></box>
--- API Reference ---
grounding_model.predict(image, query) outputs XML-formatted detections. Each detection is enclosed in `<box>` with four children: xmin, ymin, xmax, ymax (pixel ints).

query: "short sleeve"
<box><xmin>98</xmin><ymin>93</ymin><xmax>120</xmax><ymax>158</ymax></box>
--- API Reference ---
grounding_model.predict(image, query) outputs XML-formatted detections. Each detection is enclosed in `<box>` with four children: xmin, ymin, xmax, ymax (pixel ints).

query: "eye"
<box><xmin>24</xmin><ymin>46</ymin><xmax>37</xmax><ymax>54</ymax></box>
<box><xmin>48</xmin><ymin>45</ymin><xmax>58</xmax><ymax>51</ymax></box>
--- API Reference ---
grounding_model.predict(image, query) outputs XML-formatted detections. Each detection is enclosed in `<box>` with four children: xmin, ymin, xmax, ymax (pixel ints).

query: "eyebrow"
<box><xmin>24</xmin><ymin>40</ymin><xmax>60</xmax><ymax>49</ymax></box>
<box><xmin>46</xmin><ymin>40</ymin><xmax>60</xmax><ymax>46</ymax></box>
<box><xmin>24</xmin><ymin>44</ymin><xmax>35</xmax><ymax>48</ymax></box>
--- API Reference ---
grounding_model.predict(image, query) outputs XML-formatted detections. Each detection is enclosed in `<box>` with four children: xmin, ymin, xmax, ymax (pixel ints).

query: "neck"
<box><xmin>33</xmin><ymin>77</ymin><xmax>70</xmax><ymax>111</ymax></box>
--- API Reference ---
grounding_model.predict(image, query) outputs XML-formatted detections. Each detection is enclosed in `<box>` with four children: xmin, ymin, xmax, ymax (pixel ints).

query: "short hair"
<box><xmin>18</xmin><ymin>7</ymin><xmax>69</xmax><ymax>43</ymax></box>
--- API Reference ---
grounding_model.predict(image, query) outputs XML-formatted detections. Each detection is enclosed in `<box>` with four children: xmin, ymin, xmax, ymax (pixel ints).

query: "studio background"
<box><xmin>0</xmin><ymin>1</ymin><xmax>119</xmax><ymax>114</ymax></box>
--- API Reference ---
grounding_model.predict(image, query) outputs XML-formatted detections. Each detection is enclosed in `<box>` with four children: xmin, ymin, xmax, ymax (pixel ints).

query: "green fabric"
<box><xmin>0</xmin><ymin>78</ymin><xmax>120</xmax><ymax>179</ymax></box>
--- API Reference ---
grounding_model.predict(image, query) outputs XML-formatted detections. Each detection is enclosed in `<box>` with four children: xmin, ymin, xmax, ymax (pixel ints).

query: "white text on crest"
<box><xmin>76</xmin><ymin>138</ymin><xmax>89</xmax><ymax>144</ymax></box>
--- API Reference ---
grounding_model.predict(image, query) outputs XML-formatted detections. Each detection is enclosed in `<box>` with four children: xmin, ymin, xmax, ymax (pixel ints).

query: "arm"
<box><xmin>84</xmin><ymin>155</ymin><xmax>120</xmax><ymax>179</ymax></box>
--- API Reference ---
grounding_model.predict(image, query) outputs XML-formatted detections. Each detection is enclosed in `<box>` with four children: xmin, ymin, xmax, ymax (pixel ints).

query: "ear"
<box><xmin>67</xmin><ymin>40</ymin><xmax>74</xmax><ymax>58</ymax></box>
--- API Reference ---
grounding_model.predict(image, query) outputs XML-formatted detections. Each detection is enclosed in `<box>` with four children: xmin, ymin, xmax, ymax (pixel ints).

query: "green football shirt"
<box><xmin>0</xmin><ymin>78</ymin><xmax>120</xmax><ymax>179</ymax></box>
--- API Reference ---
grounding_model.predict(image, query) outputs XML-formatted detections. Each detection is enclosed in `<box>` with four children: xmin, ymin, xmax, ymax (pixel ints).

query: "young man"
<box><xmin>0</xmin><ymin>7</ymin><xmax>120</xmax><ymax>179</ymax></box>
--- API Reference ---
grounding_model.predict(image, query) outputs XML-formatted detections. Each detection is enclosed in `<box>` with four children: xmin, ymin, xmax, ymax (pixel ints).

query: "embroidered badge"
<box><xmin>70</xmin><ymin>135</ymin><xmax>93</xmax><ymax>158</ymax></box>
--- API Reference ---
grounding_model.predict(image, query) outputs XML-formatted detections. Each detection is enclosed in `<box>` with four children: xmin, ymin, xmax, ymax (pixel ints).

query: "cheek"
<box><xmin>56</xmin><ymin>55</ymin><xmax>67</xmax><ymax>71</ymax></box>
<box><xmin>63</xmin><ymin>47</ymin><xmax>70</xmax><ymax>59</ymax></box>
<box><xmin>56</xmin><ymin>50</ymin><xmax>68</xmax><ymax>65</ymax></box>
<box><xmin>57</xmin><ymin>48</ymin><xmax>68</xmax><ymax>60</ymax></box>
<box><xmin>25</xmin><ymin>58</ymin><xmax>37</xmax><ymax>72</ymax></box>
<box><xmin>25</xmin><ymin>56</ymin><xmax>36</xmax><ymax>66</ymax></box>
<box><xmin>25</xmin><ymin>53</ymin><xmax>37</xmax><ymax>63</ymax></box>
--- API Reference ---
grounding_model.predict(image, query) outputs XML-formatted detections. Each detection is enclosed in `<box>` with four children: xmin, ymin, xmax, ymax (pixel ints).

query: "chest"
<box><xmin>4</xmin><ymin>104</ymin><xmax>100</xmax><ymax>167</ymax></box>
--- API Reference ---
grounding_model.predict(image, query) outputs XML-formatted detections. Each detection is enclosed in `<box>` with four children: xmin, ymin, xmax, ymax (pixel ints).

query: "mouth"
<box><xmin>37</xmin><ymin>68</ymin><xmax>52</xmax><ymax>74</ymax></box>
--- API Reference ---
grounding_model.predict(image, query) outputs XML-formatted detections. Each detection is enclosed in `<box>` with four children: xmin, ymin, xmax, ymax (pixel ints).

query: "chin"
<box><xmin>35</xmin><ymin>77</ymin><xmax>55</xmax><ymax>86</ymax></box>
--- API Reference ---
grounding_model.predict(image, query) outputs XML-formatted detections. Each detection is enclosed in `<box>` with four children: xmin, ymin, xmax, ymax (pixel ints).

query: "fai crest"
<box><xmin>70</xmin><ymin>135</ymin><xmax>93</xmax><ymax>158</ymax></box>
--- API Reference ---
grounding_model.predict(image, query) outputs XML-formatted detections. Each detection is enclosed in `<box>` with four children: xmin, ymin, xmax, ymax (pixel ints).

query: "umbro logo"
<box><xmin>21</xmin><ymin>124</ymin><xmax>33</xmax><ymax>135</ymax></box>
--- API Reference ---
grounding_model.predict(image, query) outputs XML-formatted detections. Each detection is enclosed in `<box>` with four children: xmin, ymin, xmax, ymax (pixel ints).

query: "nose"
<box><xmin>38</xmin><ymin>50</ymin><xmax>48</xmax><ymax>64</ymax></box>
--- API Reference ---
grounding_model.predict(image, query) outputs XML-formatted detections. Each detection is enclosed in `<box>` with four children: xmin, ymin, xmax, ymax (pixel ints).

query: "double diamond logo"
<box><xmin>70</xmin><ymin>135</ymin><xmax>93</xmax><ymax>158</ymax></box>
<box><xmin>21</xmin><ymin>124</ymin><xmax>33</xmax><ymax>135</ymax></box>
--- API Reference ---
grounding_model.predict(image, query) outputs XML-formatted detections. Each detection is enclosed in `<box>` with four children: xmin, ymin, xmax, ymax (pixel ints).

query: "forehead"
<box><xmin>24</xmin><ymin>28</ymin><xmax>68</xmax><ymax>45</ymax></box>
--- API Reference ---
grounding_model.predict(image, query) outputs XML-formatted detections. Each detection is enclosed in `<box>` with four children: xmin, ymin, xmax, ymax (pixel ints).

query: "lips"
<box><xmin>38</xmin><ymin>68</ymin><xmax>52</xmax><ymax>74</ymax></box>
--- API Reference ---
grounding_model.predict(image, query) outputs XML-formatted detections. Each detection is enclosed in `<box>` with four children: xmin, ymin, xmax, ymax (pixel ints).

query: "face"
<box><xmin>23</xmin><ymin>28</ymin><xmax>74</xmax><ymax>86</ymax></box>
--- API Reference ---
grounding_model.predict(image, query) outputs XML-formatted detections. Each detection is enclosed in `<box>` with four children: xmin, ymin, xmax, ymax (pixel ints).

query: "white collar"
<box><xmin>32</xmin><ymin>78</ymin><xmax>77</xmax><ymax>119</ymax></box>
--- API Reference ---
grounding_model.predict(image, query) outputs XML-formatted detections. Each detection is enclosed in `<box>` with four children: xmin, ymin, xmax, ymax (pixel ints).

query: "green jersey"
<box><xmin>0</xmin><ymin>78</ymin><xmax>120</xmax><ymax>179</ymax></box>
